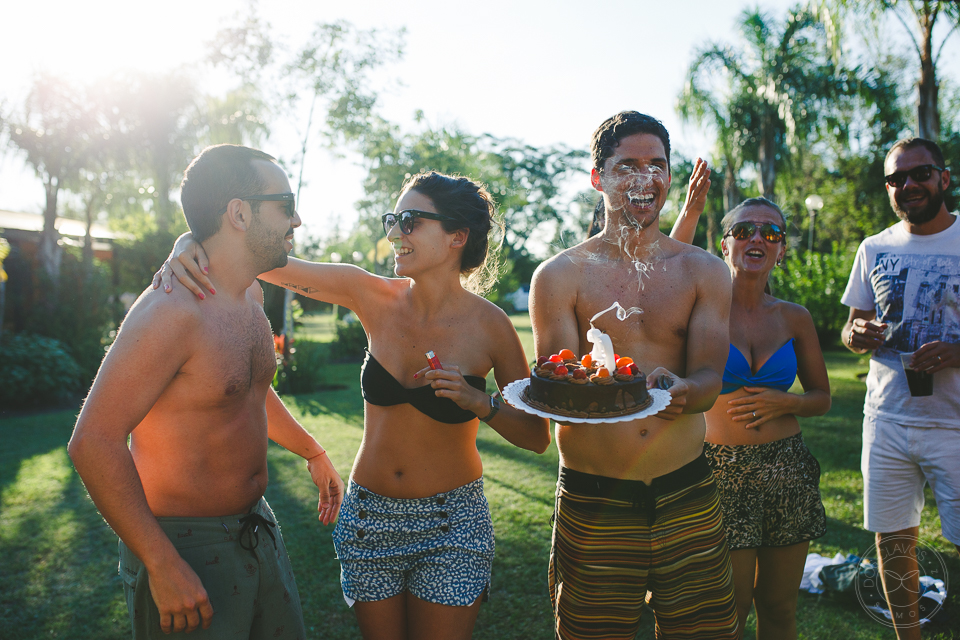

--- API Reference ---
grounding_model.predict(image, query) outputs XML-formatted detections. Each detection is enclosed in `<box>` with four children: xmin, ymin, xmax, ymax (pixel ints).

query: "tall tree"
<box><xmin>677</xmin><ymin>8</ymin><xmax>850</xmax><ymax>198</ymax></box>
<box><xmin>677</xmin><ymin>69</ymin><xmax>747</xmax><ymax>252</ymax></box>
<box><xmin>119</xmin><ymin>71</ymin><xmax>201</xmax><ymax>233</ymax></box>
<box><xmin>825</xmin><ymin>0</ymin><xmax>960</xmax><ymax>140</ymax></box>
<box><xmin>4</xmin><ymin>74</ymin><xmax>97</xmax><ymax>288</ymax></box>
<box><xmin>209</xmin><ymin>10</ymin><xmax>404</xmax><ymax>346</ymax></box>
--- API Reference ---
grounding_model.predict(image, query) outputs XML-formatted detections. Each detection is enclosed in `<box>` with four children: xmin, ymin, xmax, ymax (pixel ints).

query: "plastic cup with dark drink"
<box><xmin>900</xmin><ymin>352</ymin><xmax>934</xmax><ymax>397</ymax></box>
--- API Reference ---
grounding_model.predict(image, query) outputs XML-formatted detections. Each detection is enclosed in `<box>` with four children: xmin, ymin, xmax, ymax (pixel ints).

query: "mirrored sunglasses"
<box><xmin>884</xmin><ymin>164</ymin><xmax>944</xmax><ymax>189</ymax></box>
<box><xmin>381</xmin><ymin>209</ymin><xmax>458</xmax><ymax>235</ymax></box>
<box><xmin>237</xmin><ymin>192</ymin><xmax>297</xmax><ymax>218</ymax></box>
<box><xmin>725</xmin><ymin>221</ymin><xmax>786</xmax><ymax>243</ymax></box>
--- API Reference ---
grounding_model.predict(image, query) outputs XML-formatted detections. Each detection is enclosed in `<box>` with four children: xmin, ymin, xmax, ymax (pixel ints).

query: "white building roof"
<box><xmin>0</xmin><ymin>208</ymin><xmax>128</xmax><ymax>240</ymax></box>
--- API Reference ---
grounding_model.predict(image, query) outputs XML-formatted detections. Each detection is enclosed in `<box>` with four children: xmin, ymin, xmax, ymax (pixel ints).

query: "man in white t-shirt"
<box><xmin>841</xmin><ymin>137</ymin><xmax>960</xmax><ymax>640</ymax></box>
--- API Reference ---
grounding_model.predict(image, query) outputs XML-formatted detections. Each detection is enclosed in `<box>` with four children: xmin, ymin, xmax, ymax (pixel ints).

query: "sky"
<box><xmin>2</xmin><ymin>0</ymin><xmax>957</xmax><ymax>239</ymax></box>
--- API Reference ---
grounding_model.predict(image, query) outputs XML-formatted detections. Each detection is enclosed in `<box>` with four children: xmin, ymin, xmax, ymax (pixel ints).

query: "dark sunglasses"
<box><xmin>233</xmin><ymin>192</ymin><xmax>298</xmax><ymax>218</ymax></box>
<box><xmin>884</xmin><ymin>164</ymin><xmax>944</xmax><ymax>189</ymax></box>
<box><xmin>381</xmin><ymin>209</ymin><xmax>458</xmax><ymax>235</ymax></box>
<box><xmin>725</xmin><ymin>221</ymin><xmax>786</xmax><ymax>243</ymax></box>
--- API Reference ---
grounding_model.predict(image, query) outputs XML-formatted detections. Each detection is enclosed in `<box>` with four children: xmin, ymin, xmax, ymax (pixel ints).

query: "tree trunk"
<box><xmin>706</xmin><ymin>214</ymin><xmax>719</xmax><ymax>255</ymax></box>
<box><xmin>38</xmin><ymin>177</ymin><xmax>62</xmax><ymax>293</ymax></box>
<box><xmin>83</xmin><ymin>196</ymin><xmax>96</xmax><ymax>278</ymax></box>
<box><xmin>724</xmin><ymin>160</ymin><xmax>741</xmax><ymax>213</ymax></box>
<box><xmin>155</xmin><ymin>169</ymin><xmax>173</xmax><ymax>233</ymax></box>
<box><xmin>711</xmin><ymin>158</ymin><xmax>741</xmax><ymax>256</ymax></box>
<box><xmin>917</xmin><ymin>3</ymin><xmax>940</xmax><ymax>140</ymax></box>
<box><xmin>758</xmin><ymin>117</ymin><xmax>777</xmax><ymax>198</ymax></box>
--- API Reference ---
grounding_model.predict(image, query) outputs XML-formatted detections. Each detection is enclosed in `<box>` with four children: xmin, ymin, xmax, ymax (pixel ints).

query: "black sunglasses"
<box><xmin>884</xmin><ymin>164</ymin><xmax>944</xmax><ymax>189</ymax></box>
<box><xmin>232</xmin><ymin>192</ymin><xmax>298</xmax><ymax>218</ymax></box>
<box><xmin>725</xmin><ymin>221</ymin><xmax>786</xmax><ymax>244</ymax></box>
<box><xmin>381</xmin><ymin>209</ymin><xmax>458</xmax><ymax>235</ymax></box>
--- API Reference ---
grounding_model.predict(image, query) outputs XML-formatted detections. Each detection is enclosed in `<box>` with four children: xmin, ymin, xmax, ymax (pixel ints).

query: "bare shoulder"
<box><xmin>121</xmin><ymin>285</ymin><xmax>203</xmax><ymax>339</ymax></box>
<box><xmin>670</xmin><ymin>239</ymin><xmax>727</xmax><ymax>274</ymax></box>
<box><xmin>531</xmin><ymin>239</ymin><xmax>595</xmax><ymax>294</ymax></box>
<box><xmin>534</xmin><ymin>244</ymin><xmax>585</xmax><ymax>280</ymax></box>
<box><xmin>466</xmin><ymin>292</ymin><xmax>514</xmax><ymax>328</ymax></box>
<box><xmin>664</xmin><ymin>240</ymin><xmax>730</xmax><ymax>295</ymax></box>
<box><xmin>776</xmin><ymin>298</ymin><xmax>817</xmax><ymax>335</ymax></box>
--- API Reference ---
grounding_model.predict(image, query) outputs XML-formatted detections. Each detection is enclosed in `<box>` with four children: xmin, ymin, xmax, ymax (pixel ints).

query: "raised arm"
<box><xmin>67</xmin><ymin>293</ymin><xmax>214</xmax><ymax>634</ymax></box>
<box><xmin>669</xmin><ymin>157</ymin><xmax>711</xmax><ymax>245</ymax></box>
<box><xmin>154</xmin><ymin>232</ymin><xmax>388</xmax><ymax>312</ymax></box>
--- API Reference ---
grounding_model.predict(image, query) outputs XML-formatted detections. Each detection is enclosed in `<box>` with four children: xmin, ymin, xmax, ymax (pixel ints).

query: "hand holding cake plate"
<box><xmin>502</xmin><ymin>380</ymin><xmax>671</xmax><ymax>424</ymax></box>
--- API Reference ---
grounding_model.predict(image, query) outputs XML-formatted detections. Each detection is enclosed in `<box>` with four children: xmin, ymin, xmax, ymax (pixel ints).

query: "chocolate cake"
<box><xmin>523</xmin><ymin>350</ymin><xmax>651</xmax><ymax>419</ymax></box>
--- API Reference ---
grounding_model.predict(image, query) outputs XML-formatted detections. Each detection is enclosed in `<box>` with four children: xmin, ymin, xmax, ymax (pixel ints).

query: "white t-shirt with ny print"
<box><xmin>841</xmin><ymin>214</ymin><xmax>960</xmax><ymax>428</ymax></box>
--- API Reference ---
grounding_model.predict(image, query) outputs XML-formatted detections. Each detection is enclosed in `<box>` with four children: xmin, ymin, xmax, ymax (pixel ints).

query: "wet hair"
<box><xmin>400</xmin><ymin>171</ymin><xmax>504</xmax><ymax>296</ymax></box>
<box><xmin>180</xmin><ymin>144</ymin><xmax>277</xmax><ymax>243</ymax></box>
<box><xmin>720</xmin><ymin>197</ymin><xmax>787</xmax><ymax>237</ymax></box>
<box><xmin>591</xmin><ymin>111</ymin><xmax>671</xmax><ymax>173</ymax></box>
<box><xmin>885</xmin><ymin>137</ymin><xmax>946</xmax><ymax>169</ymax></box>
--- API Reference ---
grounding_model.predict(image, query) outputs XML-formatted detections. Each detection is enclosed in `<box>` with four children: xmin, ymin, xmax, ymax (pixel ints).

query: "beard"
<box><xmin>246</xmin><ymin>222</ymin><xmax>292</xmax><ymax>273</ymax></box>
<box><xmin>892</xmin><ymin>184</ymin><xmax>944</xmax><ymax>225</ymax></box>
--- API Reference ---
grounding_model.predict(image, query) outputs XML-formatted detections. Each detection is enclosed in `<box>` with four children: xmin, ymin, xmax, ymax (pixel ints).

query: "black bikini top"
<box><xmin>360</xmin><ymin>349</ymin><xmax>487</xmax><ymax>424</ymax></box>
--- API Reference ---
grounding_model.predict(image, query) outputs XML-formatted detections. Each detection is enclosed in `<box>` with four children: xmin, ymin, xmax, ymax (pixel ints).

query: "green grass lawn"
<box><xmin>2</xmin><ymin>313</ymin><xmax>958</xmax><ymax>639</ymax></box>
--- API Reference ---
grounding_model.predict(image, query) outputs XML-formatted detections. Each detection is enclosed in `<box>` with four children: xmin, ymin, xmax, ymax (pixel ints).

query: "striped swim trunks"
<box><xmin>549</xmin><ymin>454</ymin><xmax>738</xmax><ymax>639</ymax></box>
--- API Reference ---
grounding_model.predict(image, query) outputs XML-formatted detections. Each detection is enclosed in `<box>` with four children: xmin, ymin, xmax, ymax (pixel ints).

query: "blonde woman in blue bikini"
<box><xmin>672</xmin><ymin>179</ymin><xmax>831</xmax><ymax>639</ymax></box>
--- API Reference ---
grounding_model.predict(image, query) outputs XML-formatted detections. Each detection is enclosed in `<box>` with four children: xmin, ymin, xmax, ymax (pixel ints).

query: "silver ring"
<box><xmin>752</xmin><ymin>411</ymin><xmax>757</xmax><ymax>418</ymax></box>
<box><xmin>938</xmin><ymin>355</ymin><xmax>942</xmax><ymax>362</ymax></box>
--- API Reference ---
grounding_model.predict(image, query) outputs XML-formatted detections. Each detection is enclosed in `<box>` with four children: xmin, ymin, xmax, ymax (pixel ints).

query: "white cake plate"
<box><xmin>501</xmin><ymin>379</ymin><xmax>672</xmax><ymax>424</ymax></box>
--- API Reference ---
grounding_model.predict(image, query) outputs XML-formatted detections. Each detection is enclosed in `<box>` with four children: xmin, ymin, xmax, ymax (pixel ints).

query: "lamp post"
<box><xmin>804</xmin><ymin>195</ymin><xmax>824</xmax><ymax>254</ymax></box>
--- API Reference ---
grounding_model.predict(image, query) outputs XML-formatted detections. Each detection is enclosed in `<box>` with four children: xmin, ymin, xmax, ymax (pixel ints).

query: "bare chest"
<box><xmin>187</xmin><ymin>304</ymin><xmax>277</xmax><ymax>399</ymax></box>
<box><xmin>368</xmin><ymin>314</ymin><xmax>490</xmax><ymax>379</ymax></box>
<box><xmin>573</xmin><ymin>262</ymin><xmax>697</xmax><ymax>361</ymax></box>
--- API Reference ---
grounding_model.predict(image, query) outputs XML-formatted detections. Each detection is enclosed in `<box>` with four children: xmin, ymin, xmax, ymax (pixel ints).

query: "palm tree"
<box><xmin>678</xmin><ymin>8</ymin><xmax>848</xmax><ymax>199</ymax></box>
<box><xmin>824</xmin><ymin>0</ymin><xmax>960</xmax><ymax>140</ymax></box>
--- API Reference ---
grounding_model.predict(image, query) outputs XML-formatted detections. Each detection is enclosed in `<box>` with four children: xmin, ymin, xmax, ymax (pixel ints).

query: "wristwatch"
<box><xmin>480</xmin><ymin>394</ymin><xmax>501</xmax><ymax>423</ymax></box>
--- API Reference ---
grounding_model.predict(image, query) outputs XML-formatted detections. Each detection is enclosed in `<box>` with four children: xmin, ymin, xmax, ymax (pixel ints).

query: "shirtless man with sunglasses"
<box><xmin>69</xmin><ymin>144</ymin><xmax>343</xmax><ymax>639</ymax></box>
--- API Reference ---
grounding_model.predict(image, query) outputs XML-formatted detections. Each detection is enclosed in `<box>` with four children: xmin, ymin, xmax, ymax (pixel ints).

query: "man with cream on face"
<box><xmin>530</xmin><ymin>111</ymin><xmax>737</xmax><ymax>639</ymax></box>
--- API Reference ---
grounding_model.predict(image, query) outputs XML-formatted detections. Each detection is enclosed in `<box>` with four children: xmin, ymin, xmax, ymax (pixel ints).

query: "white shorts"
<box><xmin>862</xmin><ymin>415</ymin><xmax>960</xmax><ymax>544</ymax></box>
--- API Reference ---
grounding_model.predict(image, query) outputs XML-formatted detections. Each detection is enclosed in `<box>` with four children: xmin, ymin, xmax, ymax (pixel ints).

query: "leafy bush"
<box><xmin>274</xmin><ymin>339</ymin><xmax>331</xmax><ymax>394</ymax></box>
<box><xmin>770</xmin><ymin>245</ymin><xmax>854</xmax><ymax>346</ymax></box>
<box><xmin>0</xmin><ymin>332</ymin><xmax>84</xmax><ymax>409</ymax></box>
<box><xmin>3</xmin><ymin>245</ymin><xmax>118</xmax><ymax>380</ymax></box>
<box><xmin>329</xmin><ymin>316</ymin><xmax>368</xmax><ymax>362</ymax></box>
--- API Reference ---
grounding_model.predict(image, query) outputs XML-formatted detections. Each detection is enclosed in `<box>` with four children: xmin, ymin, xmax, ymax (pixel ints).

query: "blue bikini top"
<box><xmin>360</xmin><ymin>349</ymin><xmax>487</xmax><ymax>424</ymax></box>
<box><xmin>721</xmin><ymin>339</ymin><xmax>797</xmax><ymax>394</ymax></box>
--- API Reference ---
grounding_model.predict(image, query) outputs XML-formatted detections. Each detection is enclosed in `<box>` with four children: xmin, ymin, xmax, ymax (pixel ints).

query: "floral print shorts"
<box><xmin>332</xmin><ymin>477</ymin><xmax>494</xmax><ymax>606</ymax></box>
<box><xmin>704</xmin><ymin>433</ymin><xmax>826</xmax><ymax>550</ymax></box>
